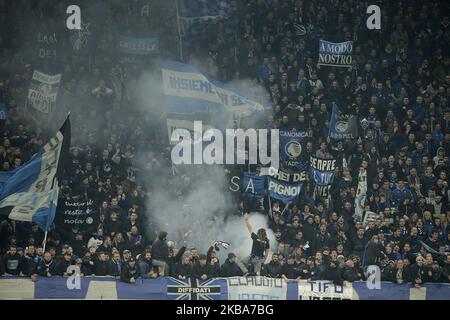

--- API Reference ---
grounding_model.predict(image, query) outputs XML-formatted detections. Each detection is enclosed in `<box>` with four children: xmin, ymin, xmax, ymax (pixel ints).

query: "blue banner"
<box><xmin>279</xmin><ymin>130</ymin><xmax>308</xmax><ymax>171</ymax></box>
<box><xmin>162</xmin><ymin>60</ymin><xmax>266</xmax><ymax>126</ymax></box>
<box><xmin>267</xmin><ymin>177</ymin><xmax>302</xmax><ymax>203</ymax></box>
<box><xmin>0</xmin><ymin>117</ymin><xmax>70</xmax><ymax>231</ymax></box>
<box><xmin>243</xmin><ymin>173</ymin><xmax>265</xmax><ymax>198</ymax></box>
<box><xmin>117</xmin><ymin>35</ymin><xmax>159</xmax><ymax>55</ymax></box>
<box><xmin>1</xmin><ymin>277</ymin><xmax>449</xmax><ymax>300</ymax></box>
<box><xmin>309</xmin><ymin>156</ymin><xmax>336</xmax><ymax>199</ymax></box>
<box><xmin>328</xmin><ymin>103</ymin><xmax>358</xmax><ymax>140</ymax></box>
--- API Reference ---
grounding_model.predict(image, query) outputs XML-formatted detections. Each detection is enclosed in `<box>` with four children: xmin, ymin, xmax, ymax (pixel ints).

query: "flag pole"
<box><xmin>267</xmin><ymin>195</ymin><xmax>272</xmax><ymax>219</ymax></box>
<box><xmin>43</xmin><ymin>231</ymin><xmax>48</xmax><ymax>252</ymax></box>
<box><xmin>175</xmin><ymin>0</ymin><xmax>183</xmax><ymax>61</ymax></box>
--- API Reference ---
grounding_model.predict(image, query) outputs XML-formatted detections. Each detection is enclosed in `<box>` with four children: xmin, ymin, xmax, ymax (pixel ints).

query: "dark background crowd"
<box><xmin>0</xmin><ymin>0</ymin><xmax>449</xmax><ymax>287</ymax></box>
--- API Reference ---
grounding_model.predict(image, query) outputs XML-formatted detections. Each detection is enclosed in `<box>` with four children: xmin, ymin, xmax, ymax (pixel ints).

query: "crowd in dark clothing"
<box><xmin>0</xmin><ymin>0</ymin><xmax>450</xmax><ymax>287</ymax></box>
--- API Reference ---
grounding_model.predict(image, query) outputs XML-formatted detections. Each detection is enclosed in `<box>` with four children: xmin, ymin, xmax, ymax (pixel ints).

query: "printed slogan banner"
<box><xmin>279</xmin><ymin>130</ymin><xmax>308</xmax><ymax>171</ymax></box>
<box><xmin>227</xmin><ymin>277</ymin><xmax>287</xmax><ymax>300</ymax></box>
<box><xmin>162</xmin><ymin>60</ymin><xmax>266</xmax><ymax>125</ymax></box>
<box><xmin>116</xmin><ymin>35</ymin><xmax>159</xmax><ymax>55</ymax></box>
<box><xmin>310</xmin><ymin>156</ymin><xmax>336</xmax><ymax>199</ymax></box>
<box><xmin>1</xmin><ymin>277</ymin><xmax>449</xmax><ymax>300</ymax></box>
<box><xmin>267</xmin><ymin>176</ymin><xmax>302</xmax><ymax>203</ymax></box>
<box><xmin>298</xmin><ymin>280</ymin><xmax>354</xmax><ymax>300</ymax></box>
<box><xmin>328</xmin><ymin>103</ymin><xmax>358</xmax><ymax>140</ymax></box>
<box><xmin>318</xmin><ymin>40</ymin><xmax>353</xmax><ymax>67</ymax></box>
<box><xmin>56</xmin><ymin>198</ymin><xmax>96</xmax><ymax>232</ymax></box>
<box><xmin>0</xmin><ymin>118</ymin><xmax>70</xmax><ymax>232</ymax></box>
<box><xmin>167</xmin><ymin>277</ymin><xmax>223</xmax><ymax>300</ymax></box>
<box><xmin>27</xmin><ymin>71</ymin><xmax>62</xmax><ymax>115</ymax></box>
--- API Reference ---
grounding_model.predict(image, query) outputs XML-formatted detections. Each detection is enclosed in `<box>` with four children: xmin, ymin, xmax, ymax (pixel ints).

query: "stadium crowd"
<box><xmin>0</xmin><ymin>0</ymin><xmax>450</xmax><ymax>287</ymax></box>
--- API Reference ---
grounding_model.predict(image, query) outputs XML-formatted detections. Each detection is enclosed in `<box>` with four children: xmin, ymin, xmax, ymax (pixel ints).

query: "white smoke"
<box><xmin>131</xmin><ymin>64</ymin><xmax>275</xmax><ymax>260</ymax></box>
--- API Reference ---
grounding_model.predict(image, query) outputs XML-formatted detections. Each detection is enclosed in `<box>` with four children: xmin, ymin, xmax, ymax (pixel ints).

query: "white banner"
<box><xmin>27</xmin><ymin>71</ymin><xmax>62</xmax><ymax>114</ymax></box>
<box><xmin>298</xmin><ymin>280</ymin><xmax>354</xmax><ymax>300</ymax></box>
<box><xmin>355</xmin><ymin>169</ymin><xmax>367</xmax><ymax>221</ymax></box>
<box><xmin>227</xmin><ymin>277</ymin><xmax>287</xmax><ymax>300</ymax></box>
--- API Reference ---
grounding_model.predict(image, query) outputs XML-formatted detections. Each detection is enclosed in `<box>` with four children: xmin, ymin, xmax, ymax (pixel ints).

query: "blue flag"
<box><xmin>243</xmin><ymin>172</ymin><xmax>265</xmax><ymax>198</ymax></box>
<box><xmin>279</xmin><ymin>130</ymin><xmax>308</xmax><ymax>171</ymax></box>
<box><xmin>162</xmin><ymin>60</ymin><xmax>266</xmax><ymax>127</ymax></box>
<box><xmin>267</xmin><ymin>177</ymin><xmax>302</xmax><ymax>203</ymax></box>
<box><xmin>328</xmin><ymin>103</ymin><xmax>358</xmax><ymax>140</ymax></box>
<box><xmin>0</xmin><ymin>117</ymin><xmax>70</xmax><ymax>231</ymax></box>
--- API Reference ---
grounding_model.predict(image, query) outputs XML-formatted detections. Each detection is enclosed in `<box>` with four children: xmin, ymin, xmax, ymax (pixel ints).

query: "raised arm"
<box><xmin>243</xmin><ymin>213</ymin><xmax>253</xmax><ymax>235</ymax></box>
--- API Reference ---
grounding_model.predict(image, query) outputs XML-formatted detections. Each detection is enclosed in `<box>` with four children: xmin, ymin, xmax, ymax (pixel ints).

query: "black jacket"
<box><xmin>342</xmin><ymin>266</ymin><xmax>359</xmax><ymax>282</ymax></box>
<box><xmin>167</xmin><ymin>246</ymin><xmax>186</xmax><ymax>276</ymax></box>
<box><xmin>174</xmin><ymin>262</ymin><xmax>192</xmax><ymax>278</ymax></box>
<box><xmin>363</xmin><ymin>242</ymin><xmax>385</xmax><ymax>266</ymax></box>
<box><xmin>120</xmin><ymin>264</ymin><xmax>140</xmax><ymax>283</ymax></box>
<box><xmin>137</xmin><ymin>258</ymin><xmax>156</xmax><ymax>278</ymax></box>
<box><xmin>151</xmin><ymin>239</ymin><xmax>169</xmax><ymax>262</ymax></box>
<box><xmin>20</xmin><ymin>255</ymin><xmax>37</xmax><ymax>276</ymax></box>
<box><xmin>220</xmin><ymin>259</ymin><xmax>243</xmax><ymax>277</ymax></box>
<box><xmin>55</xmin><ymin>259</ymin><xmax>72</xmax><ymax>276</ymax></box>
<box><xmin>107</xmin><ymin>259</ymin><xmax>122</xmax><ymax>276</ymax></box>
<box><xmin>280</xmin><ymin>263</ymin><xmax>298</xmax><ymax>279</ymax></box>
<box><xmin>35</xmin><ymin>259</ymin><xmax>56</xmax><ymax>276</ymax></box>
<box><xmin>262</xmin><ymin>261</ymin><xmax>281</xmax><ymax>278</ymax></box>
<box><xmin>191</xmin><ymin>262</ymin><xmax>212</xmax><ymax>279</ymax></box>
<box><xmin>94</xmin><ymin>260</ymin><xmax>109</xmax><ymax>276</ymax></box>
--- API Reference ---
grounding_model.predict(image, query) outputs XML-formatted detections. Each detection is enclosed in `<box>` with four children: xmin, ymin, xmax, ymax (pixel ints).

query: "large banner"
<box><xmin>298</xmin><ymin>280</ymin><xmax>353</xmax><ymax>300</ymax></box>
<box><xmin>1</xmin><ymin>277</ymin><xmax>449</xmax><ymax>300</ymax></box>
<box><xmin>162</xmin><ymin>61</ymin><xmax>266</xmax><ymax>123</ymax></box>
<box><xmin>56</xmin><ymin>198</ymin><xmax>96</xmax><ymax>231</ymax></box>
<box><xmin>27</xmin><ymin>71</ymin><xmax>62</xmax><ymax>115</ymax></box>
<box><xmin>279</xmin><ymin>130</ymin><xmax>308</xmax><ymax>171</ymax></box>
<box><xmin>318</xmin><ymin>40</ymin><xmax>353</xmax><ymax>67</ymax></box>
<box><xmin>227</xmin><ymin>277</ymin><xmax>287</xmax><ymax>300</ymax></box>
<box><xmin>116</xmin><ymin>35</ymin><xmax>159</xmax><ymax>55</ymax></box>
<box><xmin>267</xmin><ymin>177</ymin><xmax>302</xmax><ymax>203</ymax></box>
<box><xmin>310</xmin><ymin>156</ymin><xmax>336</xmax><ymax>199</ymax></box>
<box><xmin>328</xmin><ymin>103</ymin><xmax>358</xmax><ymax>140</ymax></box>
<box><xmin>0</xmin><ymin>118</ymin><xmax>70</xmax><ymax>231</ymax></box>
<box><xmin>167</xmin><ymin>277</ymin><xmax>224</xmax><ymax>300</ymax></box>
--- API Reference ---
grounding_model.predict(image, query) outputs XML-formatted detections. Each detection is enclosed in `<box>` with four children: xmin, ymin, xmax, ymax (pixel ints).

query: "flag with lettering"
<box><xmin>0</xmin><ymin>117</ymin><xmax>70</xmax><ymax>231</ymax></box>
<box><xmin>267</xmin><ymin>177</ymin><xmax>302</xmax><ymax>203</ymax></box>
<box><xmin>318</xmin><ymin>40</ymin><xmax>353</xmax><ymax>67</ymax></box>
<box><xmin>279</xmin><ymin>130</ymin><xmax>308</xmax><ymax>171</ymax></box>
<box><xmin>310</xmin><ymin>156</ymin><xmax>336</xmax><ymax>199</ymax></box>
<box><xmin>328</xmin><ymin>103</ymin><xmax>358</xmax><ymax>140</ymax></box>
